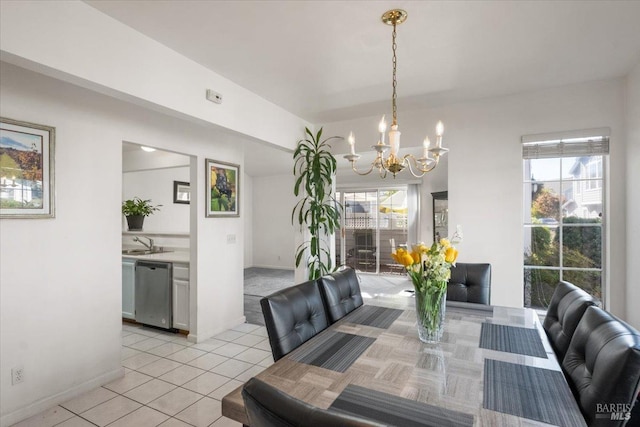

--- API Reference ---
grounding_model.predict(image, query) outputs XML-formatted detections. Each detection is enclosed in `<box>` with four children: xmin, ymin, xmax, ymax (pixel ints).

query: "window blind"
<box><xmin>522</xmin><ymin>128</ymin><xmax>610</xmax><ymax>159</ymax></box>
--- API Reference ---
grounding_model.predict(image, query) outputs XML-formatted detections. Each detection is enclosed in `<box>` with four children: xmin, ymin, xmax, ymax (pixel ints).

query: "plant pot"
<box><xmin>415</xmin><ymin>287</ymin><xmax>447</xmax><ymax>343</ymax></box>
<box><xmin>126</xmin><ymin>215</ymin><xmax>145</xmax><ymax>231</ymax></box>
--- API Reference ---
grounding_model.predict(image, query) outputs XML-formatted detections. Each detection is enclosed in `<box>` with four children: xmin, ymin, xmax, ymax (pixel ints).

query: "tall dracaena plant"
<box><xmin>292</xmin><ymin>127</ymin><xmax>342</xmax><ymax>280</ymax></box>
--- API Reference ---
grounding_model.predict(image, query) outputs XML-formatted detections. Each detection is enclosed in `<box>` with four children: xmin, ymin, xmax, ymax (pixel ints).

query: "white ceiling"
<box><xmin>87</xmin><ymin>1</ymin><xmax>640</xmax><ymax>176</ymax></box>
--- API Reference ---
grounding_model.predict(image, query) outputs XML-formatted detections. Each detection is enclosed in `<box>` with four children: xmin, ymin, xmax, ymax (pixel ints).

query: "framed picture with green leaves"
<box><xmin>205</xmin><ymin>159</ymin><xmax>239</xmax><ymax>217</ymax></box>
<box><xmin>1</xmin><ymin>117</ymin><xmax>55</xmax><ymax>218</ymax></box>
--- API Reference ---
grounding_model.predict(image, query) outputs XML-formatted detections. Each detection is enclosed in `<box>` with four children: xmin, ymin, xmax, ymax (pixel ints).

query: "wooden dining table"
<box><xmin>222</xmin><ymin>299</ymin><xmax>587</xmax><ymax>427</ymax></box>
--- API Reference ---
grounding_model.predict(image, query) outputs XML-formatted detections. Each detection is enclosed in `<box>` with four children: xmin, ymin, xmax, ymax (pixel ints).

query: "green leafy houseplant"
<box><xmin>122</xmin><ymin>197</ymin><xmax>161</xmax><ymax>217</ymax></box>
<box><xmin>122</xmin><ymin>197</ymin><xmax>161</xmax><ymax>231</ymax></box>
<box><xmin>292</xmin><ymin>127</ymin><xmax>342</xmax><ymax>280</ymax></box>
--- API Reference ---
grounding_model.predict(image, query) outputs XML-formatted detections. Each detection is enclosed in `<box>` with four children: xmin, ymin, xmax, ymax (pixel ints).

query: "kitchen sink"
<box><xmin>122</xmin><ymin>248</ymin><xmax>173</xmax><ymax>255</ymax></box>
<box><xmin>122</xmin><ymin>249</ymin><xmax>151</xmax><ymax>255</ymax></box>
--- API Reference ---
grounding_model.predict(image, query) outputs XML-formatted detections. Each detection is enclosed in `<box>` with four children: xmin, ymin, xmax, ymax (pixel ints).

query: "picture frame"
<box><xmin>206</xmin><ymin>159</ymin><xmax>239</xmax><ymax>217</ymax></box>
<box><xmin>173</xmin><ymin>181</ymin><xmax>190</xmax><ymax>204</ymax></box>
<box><xmin>1</xmin><ymin>117</ymin><xmax>55</xmax><ymax>218</ymax></box>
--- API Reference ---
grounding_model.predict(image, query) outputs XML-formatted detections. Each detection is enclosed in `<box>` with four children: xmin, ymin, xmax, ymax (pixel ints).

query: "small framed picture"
<box><xmin>173</xmin><ymin>181</ymin><xmax>190</xmax><ymax>204</ymax></box>
<box><xmin>1</xmin><ymin>117</ymin><xmax>55</xmax><ymax>218</ymax></box>
<box><xmin>206</xmin><ymin>159</ymin><xmax>239</xmax><ymax>217</ymax></box>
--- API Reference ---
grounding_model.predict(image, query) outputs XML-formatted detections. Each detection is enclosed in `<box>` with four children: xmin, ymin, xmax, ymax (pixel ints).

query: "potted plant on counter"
<box><xmin>122</xmin><ymin>197</ymin><xmax>161</xmax><ymax>231</ymax></box>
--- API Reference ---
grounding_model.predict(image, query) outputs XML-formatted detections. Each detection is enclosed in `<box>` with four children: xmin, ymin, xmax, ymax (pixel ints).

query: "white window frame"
<box><xmin>522</xmin><ymin>128</ymin><xmax>609</xmax><ymax>308</ymax></box>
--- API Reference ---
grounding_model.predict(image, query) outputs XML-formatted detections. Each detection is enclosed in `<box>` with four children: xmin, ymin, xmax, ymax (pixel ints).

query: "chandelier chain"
<box><xmin>392</xmin><ymin>22</ymin><xmax>398</xmax><ymax>126</ymax></box>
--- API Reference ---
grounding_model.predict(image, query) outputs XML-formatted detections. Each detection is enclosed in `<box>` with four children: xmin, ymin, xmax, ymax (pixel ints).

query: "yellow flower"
<box><xmin>445</xmin><ymin>247</ymin><xmax>458</xmax><ymax>263</ymax></box>
<box><xmin>440</xmin><ymin>238</ymin><xmax>451</xmax><ymax>248</ymax></box>
<box><xmin>391</xmin><ymin>248</ymin><xmax>416</xmax><ymax>267</ymax></box>
<box><xmin>401</xmin><ymin>253</ymin><xmax>414</xmax><ymax>267</ymax></box>
<box><xmin>413</xmin><ymin>244</ymin><xmax>428</xmax><ymax>253</ymax></box>
<box><xmin>410</xmin><ymin>251</ymin><xmax>422</xmax><ymax>264</ymax></box>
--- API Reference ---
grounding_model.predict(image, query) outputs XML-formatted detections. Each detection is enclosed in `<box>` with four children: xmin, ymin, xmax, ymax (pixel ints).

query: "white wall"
<box><xmin>123</xmin><ymin>166</ymin><xmax>190</xmax><ymax>233</ymax></box>
<box><xmin>252</xmin><ymin>174</ymin><xmax>297</xmax><ymax>269</ymax></box>
<box><xmin>324</xmin><ymin>79</ymin><xmax>627</xmax><ymax>317</ymax></box>
<box><xmin>626</xmin><ymin>61</ymin><xmax>640</xmax><ymax>330</ymax></box>
<box><xmin>0</xmin><ymin>1</ymin><xmax>309</xmax><ymax>152</ymax></box>
<box><xmin>0</xmin><ymin>62</ymin><xmax>248</xmax><ymax>425</ymax></box>
<box><xmin>244</xmin><ymin>173</ymin><xmax>254</xmax><ymax>268</ymax></box>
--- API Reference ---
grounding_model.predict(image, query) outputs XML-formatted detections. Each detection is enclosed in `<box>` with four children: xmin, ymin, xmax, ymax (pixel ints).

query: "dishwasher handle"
<box><xmin>136</xmin><ymin>260</ymin><xmax>171</xmax><ymax>271</ymax></box>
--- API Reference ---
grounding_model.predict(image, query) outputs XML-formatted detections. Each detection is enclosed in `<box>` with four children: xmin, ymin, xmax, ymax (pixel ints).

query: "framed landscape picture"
<box><xmin>0</xmin><ymin>117</ymin><xmax>55</xmax><ymax>218</ymax></box>
<box><xmin>206</xmin><ymin>159</ymin><xmax>239</xmax><ymax>217</ymax></box>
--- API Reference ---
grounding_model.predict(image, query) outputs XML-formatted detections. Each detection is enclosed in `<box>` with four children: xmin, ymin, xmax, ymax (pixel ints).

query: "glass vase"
<box><xmin>415</xmin><ymin>288</ymin><xmax>446</xmax><ymax>343</ymax></box>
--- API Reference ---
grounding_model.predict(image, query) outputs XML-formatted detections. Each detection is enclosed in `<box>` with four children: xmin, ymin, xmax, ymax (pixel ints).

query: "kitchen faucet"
<box><xmin>133</xmin><ymin>236</ymin><xmax>154</xmax><ymax>251</ymax></box>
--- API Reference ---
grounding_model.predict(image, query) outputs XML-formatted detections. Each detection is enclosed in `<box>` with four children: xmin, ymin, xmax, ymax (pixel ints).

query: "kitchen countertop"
<box><xmin>122</xmin><ymin>250</ymin><xmax>190</xmax><ymax>264</ymax></box>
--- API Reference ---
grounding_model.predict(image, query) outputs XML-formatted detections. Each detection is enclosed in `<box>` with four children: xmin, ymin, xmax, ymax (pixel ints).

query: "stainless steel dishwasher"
<box><xmin>135</xmin><ymin>260</ymin><xmax>173</xmax><ymax>330</ymax></box>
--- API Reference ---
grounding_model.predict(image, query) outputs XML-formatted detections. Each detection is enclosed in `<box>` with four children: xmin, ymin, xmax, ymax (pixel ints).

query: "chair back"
<box><xmin>242</xmin><ymin>377</ymin><xmax>385</xmax><ymax>427</ymax></box>
<box><xmin>260</xmin><ymin>280</ymin><xmax>329</xmax><ymax>361</ymax></box>
<box><xmin>447</xmin><ymin>263</ymin><xmax>491</xmax><ymax>305</ymax></box>
<box><xmin>562</xmin><ymin>306</ymin><xmax>640</xmax><ymax>426</ymax></box>
<box><xmin>543</xmin><ymin>281</ymin><xmax>596</xmax><ymax>361</ymax></box>
<box><xmin>319</xmin><ymin>268</ymin><xmax>364</xmax><ymax>323</ymax></box>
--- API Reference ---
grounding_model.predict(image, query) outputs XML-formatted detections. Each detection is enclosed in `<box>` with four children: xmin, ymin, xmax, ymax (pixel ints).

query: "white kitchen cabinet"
<box><xmin>172</xmin><ymin>263</ymin><xmax>190</xmax><ymax>330</ymax></box>
<box><xmin>122</xmin><ymin>259</ymin><xmax>136</xmax><ymax>320</ymax></box>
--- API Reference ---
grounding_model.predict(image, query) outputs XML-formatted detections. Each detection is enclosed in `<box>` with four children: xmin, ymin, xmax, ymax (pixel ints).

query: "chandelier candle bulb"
<box><xmin>378</xmin><ymin>115</ymin><xmax>387</xmax><ymax>144</ymax></box>
<box><xmin>423</xmin><ymin>137</ymin><xmax>431</xmax><ymax>158</ymax></box>
<box><xmin>348</xmin><ymin>132</ymin><xmax>356</xmax><ymax>155</ymax></box>
<box><xmin>435</xmin><ymin>121</ymin><xmax>444</xmax><ymax>148</ymax></box>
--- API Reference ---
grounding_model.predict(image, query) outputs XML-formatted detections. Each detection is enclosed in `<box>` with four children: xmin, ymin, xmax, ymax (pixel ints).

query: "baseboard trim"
<box><xmin>1</xmin><ymin>367</ymin><xmax>124</xmax><ymax>427</ymax></box>
<box><xmin>191</xmin><ymin>315</ymin><xmax>248</xmax><ymax>344</ymax></box>
<box><xmin>249</xmin><ymin>265</ymin><xmax>294</xmax><ymax>271</ymax></box>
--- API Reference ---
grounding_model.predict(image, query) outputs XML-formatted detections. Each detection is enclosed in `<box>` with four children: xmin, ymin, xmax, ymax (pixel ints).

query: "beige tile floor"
<box><xmin>12</xmin><ymin>322</ymin><xmax>274</xmax><ymax>427</ymax></box>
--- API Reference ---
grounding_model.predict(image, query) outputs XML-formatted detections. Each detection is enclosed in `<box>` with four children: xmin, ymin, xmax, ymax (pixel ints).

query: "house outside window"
<box><xmin>522</xmin><ymin>130</ymin><xmax>609</xmax><ymax>309</ymax></box>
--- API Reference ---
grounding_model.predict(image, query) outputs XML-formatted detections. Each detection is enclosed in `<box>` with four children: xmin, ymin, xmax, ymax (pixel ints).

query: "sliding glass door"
<box><xmin>336</xmin><ymin>188</ymin><xmax>409</xmax><ymax>274</ymax></box>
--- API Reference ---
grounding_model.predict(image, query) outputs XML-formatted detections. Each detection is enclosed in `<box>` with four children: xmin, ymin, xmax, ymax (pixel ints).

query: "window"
<box><xmin>522</xmin><ymin>130</ymin><xmax>609</xmax><ymax>309</ymax></box>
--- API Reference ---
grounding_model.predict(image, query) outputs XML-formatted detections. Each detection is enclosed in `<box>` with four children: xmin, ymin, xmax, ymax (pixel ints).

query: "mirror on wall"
<box><xmin>122</xmin><ymin>142</ymin><xmax>191</xmax><ymax>233</ymax></box>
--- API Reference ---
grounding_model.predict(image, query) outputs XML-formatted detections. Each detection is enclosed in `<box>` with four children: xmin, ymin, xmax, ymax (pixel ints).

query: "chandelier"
<box><xmin>344</xmin><ymin>9</ymin><xmax>449</xmax><ymax>178</ymax></box>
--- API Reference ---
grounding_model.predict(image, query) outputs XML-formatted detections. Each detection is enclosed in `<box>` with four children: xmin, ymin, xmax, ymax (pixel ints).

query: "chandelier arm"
<box><xmin>349</xmin><ymin>160</ymin><xmax>376</xmax><ymax>176</ymax></box>
<box><xmin>403</xmin><ymin>154</ymin><xmax>440</xmax><ymax>177</ymax></box>
<box><xmin>403</xmin><ymin>155</ymin><xmax>426</xmax><ymax>178</ymax></box>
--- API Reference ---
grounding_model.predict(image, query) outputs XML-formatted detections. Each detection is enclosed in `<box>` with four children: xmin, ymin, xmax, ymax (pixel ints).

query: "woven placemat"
<box><xmin>345</xmin><ymin>305</ymin><xmax>403</xmax><ymax>329</ymax></box>
<box><xmin>290</xmin><ymin>331</ymin><xmax>375</xmax><ymax>372</ymax></box>
<box><xmin>331</xmin><ymin>384</ymin><xmax>474</xmax><ymax>427</ymax></box>
<box><xmin>480</xmin><ymin>323</ymin><xmax>547</xmax><ymax>358</ymax></box>
<box><xmin>483</xmin><ymin>359</ymin><xmax>586</xmax><ymax>426</ymax></box>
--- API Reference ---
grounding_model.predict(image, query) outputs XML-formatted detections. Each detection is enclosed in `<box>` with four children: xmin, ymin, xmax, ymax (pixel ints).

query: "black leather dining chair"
<box><xmin>542</xmin><ymin>281</ymin><xmax>596</xmax><ymax>362</ymax></box>
<box><xmin>447</xmin><ymin>263</ymin><xmax>491</xmax><ymax>305</ymax></box>
<box><xmin>242</xmin><ymin>377</ymin><xmax>386</xmax><ymax>427</ymax></box>
<box><xmin>260</xmin><ymin>280</ymin><xmax>329</xmax><ymax>361</ymax></box>
<box><xmin>318</xmin><ymin>267</ymin><xmax>364</xmax><ymax>323</ymax></box>
<box><xmin>562</xmin><ymin>306</ymin><xmax>640</xmax><ymax>427</ymax></box>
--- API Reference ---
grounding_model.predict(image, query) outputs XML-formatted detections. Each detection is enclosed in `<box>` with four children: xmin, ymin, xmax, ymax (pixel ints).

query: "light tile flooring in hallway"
<box><xmin>12</xmin><ymin>322</ymin><xmax>273</xmax><ymax>427</ymax></box>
